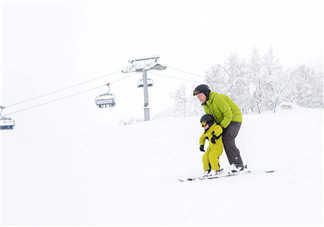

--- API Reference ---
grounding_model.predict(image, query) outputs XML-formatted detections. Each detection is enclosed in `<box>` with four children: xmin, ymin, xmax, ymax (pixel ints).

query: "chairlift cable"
<box><xmin>110</xmin><ymin>72</ymin><xmax>135</xmax><ymax>84</ymax></box>
<box><xmin>3</xmin><ymin>66</ymin><xmax>203</xmax><ymax>110</ymax></box>
<box><xmin>3</xmin><ymin>85</ymin><xmax>105</xmax><ymax>116</ymax></box>
<box><xmin>3</xmin><ymin>72</ymin><xmax>135</xmax><ymax>116</ymax></box>
<box><xmin>150</xmin><ymin>71</ymin><xmax>203</xmax><ymax>83</ymax></box>
<box><xmin>167</xmin><ymin>66</ymin><xmax>204</xmax><ymax>79</ymax></box>
<box><xmin>5</xmin><ymin>70</ymin><xmax>121</xmax><ymax>109</ymax></box>
<box><xmin>2</xmin><ymin>65</ymin><xmax>205</xmax><ymax>116</ymax></box>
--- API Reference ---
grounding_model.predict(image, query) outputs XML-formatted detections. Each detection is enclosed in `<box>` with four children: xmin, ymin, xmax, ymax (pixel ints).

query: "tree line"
<box><xmin>171</xmin><ymin>47</ymin><xmax>323</xmax><ymax>116</ymax></box>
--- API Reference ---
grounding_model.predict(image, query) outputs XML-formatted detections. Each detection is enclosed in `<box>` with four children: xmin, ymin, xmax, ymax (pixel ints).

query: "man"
<box><xmin>193</xmin><ymin>84</ymin><xmax>244</xmax><ymax>171</ymax></box>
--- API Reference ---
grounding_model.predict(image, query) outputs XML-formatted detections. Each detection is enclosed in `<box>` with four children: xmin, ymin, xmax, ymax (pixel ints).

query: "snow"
<box><xmin>1</xmin><ymin>108</ymin><xmax>323</xmax><ymax>226</ymax></box>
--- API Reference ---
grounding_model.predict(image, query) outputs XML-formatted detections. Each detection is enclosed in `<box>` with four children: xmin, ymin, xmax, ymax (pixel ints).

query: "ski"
<box><xmin>178</xmin><ymin>171</ymin><xmax>248</xmax><ymax>182</ymax></box>
<box><xmin>178</xmin><ymin>169</ymin><xmax>275</xmax><ymax>182</ymax></box>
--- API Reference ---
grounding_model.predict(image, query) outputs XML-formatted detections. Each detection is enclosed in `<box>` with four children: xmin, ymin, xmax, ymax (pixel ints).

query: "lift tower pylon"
<box><xmin>122</xmin><ymin>55</ymin><xmax>166</xmax><ymax>121</ymax></box>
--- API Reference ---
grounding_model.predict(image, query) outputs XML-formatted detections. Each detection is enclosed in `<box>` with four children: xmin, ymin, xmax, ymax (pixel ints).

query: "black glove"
<box><xmin>211</xmin><ymin>131</ymin><xmax>222</xmax><ymax>144</ymax></box>
<box><xmin>199</xmin><ymin>145</ymin><xmax>205</xmax><ymax>152</ymax></box>
<box><xmin>211</xmin><ymin>134</ymin><xmax>217</xmax><ymax>144</ymax></box>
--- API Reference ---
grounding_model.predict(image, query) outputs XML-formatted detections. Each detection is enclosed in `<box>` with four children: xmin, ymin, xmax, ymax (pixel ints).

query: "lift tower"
<box><xmin>122</xmin><ymin>55</ymin><xmax>166</xmax><ymax>121</ymax></box>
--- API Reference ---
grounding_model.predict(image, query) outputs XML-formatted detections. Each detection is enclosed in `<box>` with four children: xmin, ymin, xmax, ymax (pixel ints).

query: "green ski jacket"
<box><xmin>202</xmin><ymin>92</ymin><xmax>242</xmax><ymax>128</ymax></box>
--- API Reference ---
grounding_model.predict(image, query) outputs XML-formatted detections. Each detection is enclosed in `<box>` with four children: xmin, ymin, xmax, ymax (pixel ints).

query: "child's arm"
<box><xmin>213</xmin><ymin>125</ymin><xmax>223</xmax><ymax>137</ymax></box>
<box><xmin>199</xmin><ymin>133</ymin><xmax>207</xmax><ymax>152</ymax></box>
<box><xmin>199</xmin><ymin>133</ymin><xmax>207</xmax><ymax>146</ymax></box>
<box><xmin>211</xmin><ymin>125</ymin><xmax>223</xmax><ymax>144</ymax></box>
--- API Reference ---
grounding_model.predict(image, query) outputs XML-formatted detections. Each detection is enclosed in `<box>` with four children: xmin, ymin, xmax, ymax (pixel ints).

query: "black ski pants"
<box><xmin>222</xmin><ymin>121</ymin><xmax>244</xmax><ymax>167</ymax></box>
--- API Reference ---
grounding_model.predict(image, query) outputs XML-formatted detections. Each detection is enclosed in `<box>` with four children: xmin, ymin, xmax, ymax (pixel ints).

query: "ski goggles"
<box><xmin>201</xmin><ymin>121</ymin><xmax>207</xmax><ymax>127</ymax></box>
<box><xmin>193</xmin><ymin>90</ymin><xmax>200</xmax><ymax>96</ymax></box>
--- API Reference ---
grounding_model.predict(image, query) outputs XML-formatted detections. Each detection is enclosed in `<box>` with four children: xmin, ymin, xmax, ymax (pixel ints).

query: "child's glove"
<box><xmin>199</xmin><ymin>145</ymin><xmax>205</xmax><ymax>152</ymax></box>
<box><xmin>211</xmin><ymin>131</ymin><xmax>221</xmax><ymax>144</ymax></box>
<box><xmin>211</xmin><ymin>133</ymin><xmax>217</xmax><ymax>144</ymax></box>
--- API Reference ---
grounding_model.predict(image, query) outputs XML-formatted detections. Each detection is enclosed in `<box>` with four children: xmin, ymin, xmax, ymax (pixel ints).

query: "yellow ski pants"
<box><xmin>202</xmin><ymin>144</ymin><xmax>223</xmax><ymax>171</ymax></box>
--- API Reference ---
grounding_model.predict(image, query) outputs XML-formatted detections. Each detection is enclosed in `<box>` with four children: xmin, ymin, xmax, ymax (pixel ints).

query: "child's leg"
<box><xmin>209</xmin><ymin>153</ymin><xmax>220</xmax><ymax>170</ymax></box>
<box><xmin>202</xmin><ymin>149</ymin><xmax>211</xmax><ymax>170</ymax></box>
<box><xmin>208</xmin><ymin>146</ymin><xmax>223</xmax><ymax>171</ymax></box>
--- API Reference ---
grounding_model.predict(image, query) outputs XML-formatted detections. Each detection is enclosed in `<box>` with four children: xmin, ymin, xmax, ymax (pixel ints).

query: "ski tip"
<box><xmin>178</xmin><ymin>179</ymin><xmax>187</xmax><ymax>182</ymax></box>
<box><xmin>265</xmin><ymin>170</ymin><xmax>275</xmax><ymax>173</ymax></box>
<box><xmin>178</xmin><ymin>177</ymin><xmax>197</xmax><ymax>182</ymax></box>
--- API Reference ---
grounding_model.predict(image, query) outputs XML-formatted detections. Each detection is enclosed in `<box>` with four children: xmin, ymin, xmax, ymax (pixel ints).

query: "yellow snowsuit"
<box><xmin>199</xmin><ymin>123</ymin><xmax>223</xmax><ymax>171</ymax></box>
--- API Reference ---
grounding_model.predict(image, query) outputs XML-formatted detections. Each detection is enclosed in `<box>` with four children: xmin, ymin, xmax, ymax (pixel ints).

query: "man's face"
<box><xmin>197</xmin><ymin>93</ymin><xmax>207</xmax><ymax>103</ymax></box>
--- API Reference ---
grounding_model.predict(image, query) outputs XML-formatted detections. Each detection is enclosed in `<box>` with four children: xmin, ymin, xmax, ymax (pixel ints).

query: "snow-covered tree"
<box><xmin>205</xmin><ymin>54</ymin><xmax>251</xmax><ymax>114</ymax></box>
<box><xmin>165</xmin><ymin>47</ymin><xmax>323</xmax><ymax>119</ymax></box>
<box><xmin>224</xmin><ymin>54</ymin><xmax>250</xmax><ymax>114</ymax></box>
<box><xmin>286</xmin><ymin>65</ymin><xmax>323</xmax><ymax>108</ymax></box>
<box><xmin>205</xmin><ymin>64</ymin><xmax>227</xmax><ymax>94</ymax></box>
<box><xmin>248</xmin><ymin>47</ymin><xmax>265</xmax><ymax>113</ymax></box>
<box><xmin>261</xmin><ymin>47</ymin><xmax>286</xmax><ymax>113</ymax></box>
<box><xmin>170</xmin><ymin>83</ymin><xmax>187</xmax><ymax>117</ymax></box>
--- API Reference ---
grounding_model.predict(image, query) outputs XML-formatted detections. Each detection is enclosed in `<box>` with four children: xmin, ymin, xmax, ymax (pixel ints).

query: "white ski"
<box><xmin>178</xmin><ymin>169</ymin><xmax>274</xmax><ymax>182</ymax></box>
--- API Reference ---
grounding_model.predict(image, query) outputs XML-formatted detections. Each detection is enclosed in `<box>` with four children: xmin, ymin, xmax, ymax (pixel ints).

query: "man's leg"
<box><xmin>222</xmin><ymin>122</ymin><xmax>244</xmax><ymax>168</ymax></box>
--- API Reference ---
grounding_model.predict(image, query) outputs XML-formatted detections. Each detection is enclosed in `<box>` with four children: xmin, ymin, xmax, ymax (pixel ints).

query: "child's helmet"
<box><xmin>200</xmin><ymin>114</ymin><xmax>215</xmax><ymax>127</ymax></box>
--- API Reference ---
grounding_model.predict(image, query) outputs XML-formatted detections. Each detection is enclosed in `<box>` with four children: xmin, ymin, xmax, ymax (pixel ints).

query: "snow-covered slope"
<box><xmin>2</xmin><ymin>108</ymin><xmax>323</xmax><ymax>226</ymax></box>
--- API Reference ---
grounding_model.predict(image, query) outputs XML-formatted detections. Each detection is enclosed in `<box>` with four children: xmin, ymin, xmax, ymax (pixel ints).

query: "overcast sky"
<box><xmin>1</xmin><ymin>0</ymin><xmax>323</xmax><ymax>126</ymax></box>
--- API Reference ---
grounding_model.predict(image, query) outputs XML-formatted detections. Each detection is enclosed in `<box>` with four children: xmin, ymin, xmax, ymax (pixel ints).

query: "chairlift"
<box><xmin>95</xmin><ymin>83</ymin><xmax>116</xmax><ymax>108</ymax></box>
<box><xmin>137</xmin><ymin>78</ymin><xmax>154</xmax><ymax>88</ymax></box>
<box><xmin>0</xmin><ymin>106</ymin><xmax>15</xmax><ymax>130</ymax></box>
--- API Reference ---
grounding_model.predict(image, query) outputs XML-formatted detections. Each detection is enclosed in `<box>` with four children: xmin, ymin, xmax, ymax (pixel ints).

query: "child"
<box><xmin>199</xmin><ymin>114</ymin><xmax>223</xmax><ymax>177</ymax></box>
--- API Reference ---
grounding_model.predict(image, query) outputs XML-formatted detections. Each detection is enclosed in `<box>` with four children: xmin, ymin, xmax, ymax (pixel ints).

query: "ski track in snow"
<box><xmin>2</xmin><ymin>108</ymin><xmax>323</xmax><ymax>226</ymax></box>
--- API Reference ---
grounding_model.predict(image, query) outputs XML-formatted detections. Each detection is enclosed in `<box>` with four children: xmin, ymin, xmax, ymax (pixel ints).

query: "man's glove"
<box><xmin>199</xmin><ymin>145</ymin><xmax>205</xmax><ymax>152</ymax></box>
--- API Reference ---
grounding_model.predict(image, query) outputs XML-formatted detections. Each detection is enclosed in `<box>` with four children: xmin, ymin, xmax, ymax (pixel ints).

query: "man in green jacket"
<box><xmin>193</xmin><ymin>84</ymin><xmax>245</xmax><ymax>171</ymax></box>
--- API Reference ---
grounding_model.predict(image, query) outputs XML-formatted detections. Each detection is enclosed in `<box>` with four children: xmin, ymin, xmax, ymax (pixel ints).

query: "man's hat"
<box><xmin>193</xmin><ymin>84</ymin><xmax>211</xmax><ymax>97</ymax></box>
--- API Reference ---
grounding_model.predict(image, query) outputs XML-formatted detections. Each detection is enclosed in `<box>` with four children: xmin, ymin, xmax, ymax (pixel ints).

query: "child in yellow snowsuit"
<box><xmin>199</xmin><ymin>114</ymin><xmax>223</xmax><ymax>177</ymax></box>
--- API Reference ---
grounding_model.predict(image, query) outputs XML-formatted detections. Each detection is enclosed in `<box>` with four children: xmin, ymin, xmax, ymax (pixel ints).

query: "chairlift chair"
<box><xmin>0</xmin><ymin>106</ymin><xmax>15</xmax><ymax>130</ymax></box>
<box><xmin>95</xmin><ymin>84</ymin><xmax>116</xmax><ymax>108</ymax></box>
<box><xmin>137</xmin><ymin>78</ymin><xmax>154</xmax><ymax>88</ymax></box>
<box><xmin>95</xmin><ymin>94</ymin><xmax>116</xmax><ymax>108</ymax></box>
<box><xmin>0</xmin><ymin>117</ymin><xmax>15</xmax><ymax>130</ymax></box>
